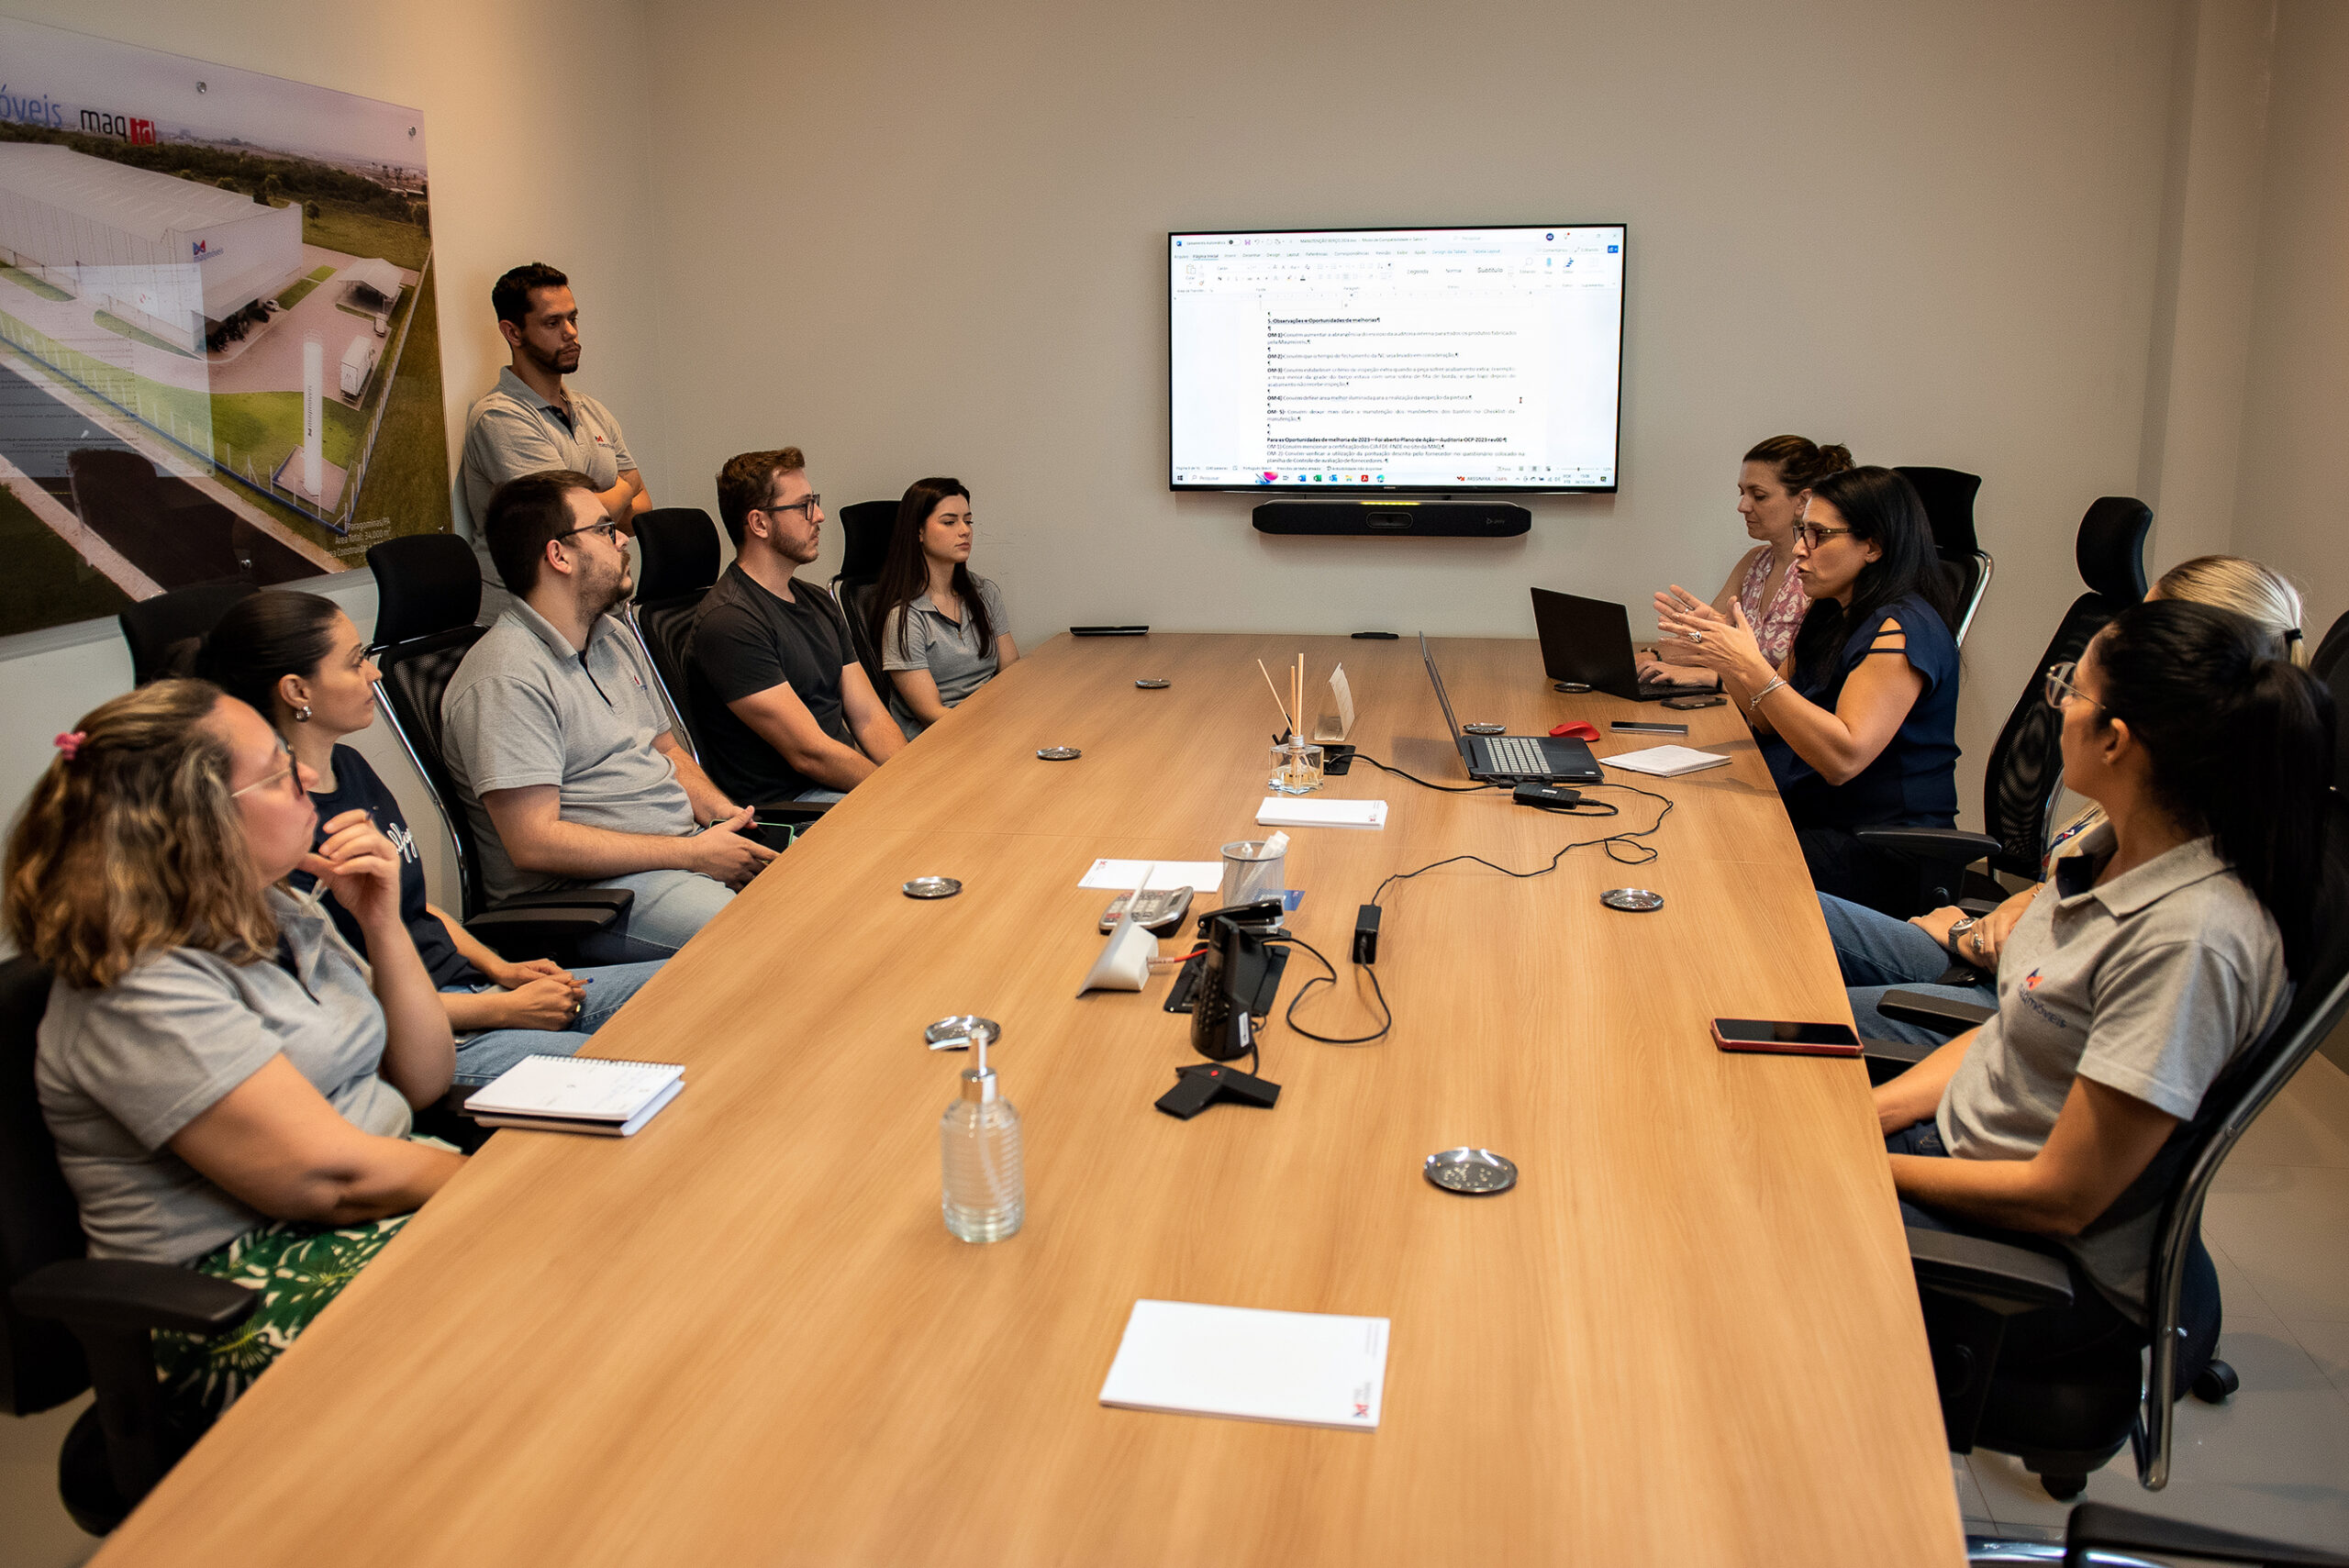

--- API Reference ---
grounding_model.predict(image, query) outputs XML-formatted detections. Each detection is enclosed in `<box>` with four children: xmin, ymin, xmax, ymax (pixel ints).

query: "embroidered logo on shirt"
<box><xmin>385</xmin><ymin>819</ymin><xmax>418</xmax><ymax>865</ymax></box>
<box><xmin>2024</xmin><ymin>968</ymin><xmax>2043</xmax><ymax>990</ymax></box>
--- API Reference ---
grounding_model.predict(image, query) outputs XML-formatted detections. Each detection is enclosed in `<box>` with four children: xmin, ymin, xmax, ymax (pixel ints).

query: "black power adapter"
<box><xmin>1353</xmin><ymin>904</ymin><xmax>1381</xmax><ymax>963</ymax></box>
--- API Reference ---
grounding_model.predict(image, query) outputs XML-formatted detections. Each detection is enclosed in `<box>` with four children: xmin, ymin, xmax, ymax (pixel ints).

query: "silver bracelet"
<box><xmin>1748</xmin><ymin>677</ymin><xmax>1787</xmax><ymax>713</ymax></box>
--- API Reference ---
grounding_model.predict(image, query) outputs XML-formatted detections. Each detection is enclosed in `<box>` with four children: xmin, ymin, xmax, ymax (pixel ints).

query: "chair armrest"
<box><xmin>1854</xmin><ymin>827</ymin><xmax>2000</xmax><ymax>865</ymax></box>
<box><xmin>751</xmin><ymin>801</ymin><xmax>832</xmax><ymax>824</ymax></box>
<box><xmin>2065</xmin><ymin>1501</ymin><xmax>2349</xmax><ymax>1567</ymax></box>
<box><xmin>13</xmin><ymin>1259</ymin><xmax>257</xmax><ymax>1338</ymax></box>
<box><xmin>464</xmin><ymin>906</ymin><xmax>622</xmax><ymax>946</ymax></box>
<box><xmin>491</xmin><ymin>887</ymin><xmax>634</xmax><ymax>915</ymax></box>
<box><xmin>1862</xmin><ymin>1035</ymin><xmax>1933</xmax><ymax>1085</ymax></box>
<box><xmin>1907</xmin><ymin>1227</ymin><xmax>2074</xmax><ymax>1313</ymax></box>
<box><xmin>1878</xmin><ymin>989</ymin><xmax>1996</xmax><ymax>1034</ymax></box>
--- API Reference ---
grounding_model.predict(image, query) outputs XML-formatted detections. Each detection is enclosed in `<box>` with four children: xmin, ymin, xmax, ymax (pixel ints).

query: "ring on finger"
<box><xmin>1687</xmin><ymin>630</ymin><xmax>1705</xmax><ymax>644</ymax></box>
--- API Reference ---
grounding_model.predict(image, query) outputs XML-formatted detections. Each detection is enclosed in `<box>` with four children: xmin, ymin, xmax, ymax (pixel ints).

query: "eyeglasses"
<box><xmin>1793</xmin><ymin>522</ymin><xmax>1855</xmax><ymax>549</ymax></box>
<box><xmin>757</xmin><ymin>494</ymin><xmax>822</xmax><ymax>518</ymax></box>
<box><xmin>232</xmin><ymin>743</ymin><xmax>303</xmax><ymax>800</ymax></box>
<box><xmin>2042</xmin><ymin>660</ymin><xmax>2104</xmax><ymax>712</ymax></box>
<box><xmin>557</xmin><ymin>519</ymin><xmax>622</xmax><ymax>546</ymax></box>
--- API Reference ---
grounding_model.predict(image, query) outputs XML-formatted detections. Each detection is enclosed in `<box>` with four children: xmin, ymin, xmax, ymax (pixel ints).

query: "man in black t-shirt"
<box><xmin>687</xmin><ymin>448</ymin><xmax>904</xmax><ymax>804</ymax></box>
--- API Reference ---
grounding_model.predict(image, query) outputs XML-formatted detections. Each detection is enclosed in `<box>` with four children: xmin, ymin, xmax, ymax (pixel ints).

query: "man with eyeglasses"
<box><xmin>686</xmin><ymin>448</ymin><xmax>903</xmax><ymax>806</ymax></box>
<box><xmin>458</xmin><ymin>263</ymin><xmax>651</xmax><ymax>617</ymax></box>
<box><xmin>441</xmin><ymin>470</ymin><xmax>773</xmax><ymax>962</ymax></box>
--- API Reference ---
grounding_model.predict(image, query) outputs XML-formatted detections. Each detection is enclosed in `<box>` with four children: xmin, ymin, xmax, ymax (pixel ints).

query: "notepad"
<box><xmin>465</xmin><ymin>1056</ymin><xmax>685</xmax><ymax>1137</ymax></box>
<box><xmin>1098</xmin><ymin>1300</ymin><xmax>1388</xmax><ymax>1430</ymax></box>
<box><xmin>1077</xmin><ymin>859</ymin><xmax>1227</xmax><ymax>892</ymax></box>
<box><xmin>1602</xmin><ymin>745</ymin><xmax>1732</xmax><ymax>778</ymax></box>
<box><xmin>1254</xmin><ymin>796</ymin><xmax>1388</xmax><ymax>830</ymax></box>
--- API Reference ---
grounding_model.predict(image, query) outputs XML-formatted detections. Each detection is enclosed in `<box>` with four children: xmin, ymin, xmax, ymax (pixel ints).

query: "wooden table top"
<box><xmin>96</xmin><ymin>632</ymin><xmax>1964</xmax><ymax>1566</ymax></box>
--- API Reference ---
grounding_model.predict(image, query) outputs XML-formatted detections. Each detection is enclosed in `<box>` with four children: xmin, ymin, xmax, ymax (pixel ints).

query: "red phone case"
<box><xmin>1710</xmin><ymin>1019</ymin><xmax>1864</xmax><ymax>1057</ymax></box>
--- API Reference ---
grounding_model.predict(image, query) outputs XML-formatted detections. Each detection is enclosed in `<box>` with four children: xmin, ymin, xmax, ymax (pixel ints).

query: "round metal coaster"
<box><xmin>1135</xmin><ymin>679</ymin><xmax>1170</xmax><ymax>689</ymax></box>
<box><xmin>925</xmin><ymin>1016</ymin><xmax>1000</xmax><ymax>1051</ymax></box>
<box><xmin>902</xmin><ymin>876</ymin><xmax>963</xmax><ymax>899</ymax></box>
<box><xmin>1601</xmin><ymin>887</ymin><xmax>1664</xmax><ymax>913</ymax></box>
<box><xmin>1425</xmin><ymin>1148</ymin><xmax>1518</xmax><ymax>1195</ymax></box>
<box><xmin>1036</xmin><ymin>746</ymin><xmax>1082</xmax><ymax>761</ymax></box>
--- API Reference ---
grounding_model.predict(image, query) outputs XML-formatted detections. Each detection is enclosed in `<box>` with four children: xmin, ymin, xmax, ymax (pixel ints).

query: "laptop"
<box><xmin>1419</xmin><ymin>634</ymin><xmax>1601</xmax><ymax>784</ymax></box>
<box><xmin>1531</xmin><ymin>586</ymin><xmax>1720</xmax><ymax>702</ymax></box>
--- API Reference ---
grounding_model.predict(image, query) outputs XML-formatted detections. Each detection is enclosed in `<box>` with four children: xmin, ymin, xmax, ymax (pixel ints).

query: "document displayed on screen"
<box><xmin>1170</xmin><ymin>226</ymin><xmax>1623</xmax><ymax>492</ymax></box>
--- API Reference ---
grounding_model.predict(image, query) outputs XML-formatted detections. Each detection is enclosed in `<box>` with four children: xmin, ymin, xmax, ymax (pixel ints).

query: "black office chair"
<box><xmin>1875</xmin><ymin>674</ymin><xmax>2346</xmax><ymax>1502</ymax></box>
<box><xmin>116</xmin><ymin>582</ymin><xmax>259</xmax><ymax>685</ymax></box>
<box><xmin>835</xmin><ymin>578</ymin><xmax>890</xmax><ymax>702</ymax></box>
<box><xmin>1969</xmin><ymin>1502</ymin><xmax>2349</xmax><ymax>1567</ymax></box>
<box><xmin>834</xmin><ymin>499</ymin><xmax>896</xmax><ymax>588</ymax></box>
<box><xmin>625</xmin><ymin>506</ymin><xmax>722</xmax><ymax>757</ymax></box>
<box><xmin>1</xmin><ymin>958</ymin><xmax>258</xmax><ymax>1535</ymax></box>
<box><xmin>2312</xmin><ymin>607</ymin><xmax>2349</xmax><ymax>694</ymax></box>
<box><xmin>1893</xmin><ymin>466</ymin><xmax>1994</xmax><ymax>649</ymax></box>
<box><xmin>362</xmin><ymin>535</ymin><xmax>630</xmax><ymax>958</ymax></box>
<box><xmin>1859</xmin><ymin>495</ymin><xmax>2151</xmax><ymax>912</ymax></box>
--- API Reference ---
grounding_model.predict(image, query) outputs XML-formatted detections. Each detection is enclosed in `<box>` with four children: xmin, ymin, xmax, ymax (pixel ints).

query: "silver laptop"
<box><xmin>1419</xmin><ymin>634</ymin><xmax>1601</xmax><ymax>783</ymax></box>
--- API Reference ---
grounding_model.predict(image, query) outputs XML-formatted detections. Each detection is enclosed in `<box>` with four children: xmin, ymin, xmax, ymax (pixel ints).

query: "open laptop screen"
<box><xmin>1418</xmin><ymin>633</ymin><xmax>1464</xmax><ymax>742</ymax></box>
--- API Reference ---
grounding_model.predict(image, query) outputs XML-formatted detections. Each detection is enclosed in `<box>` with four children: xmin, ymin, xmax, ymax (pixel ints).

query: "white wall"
<box><xmin>2233</xmin><ymin>0</ymin><xmax>2349</xmax><ymax>639</ymax></box>
<box><xmin>640</xmin><ymin>0</ymin><xmax>2187</xmax><ymax>822</ymax></box>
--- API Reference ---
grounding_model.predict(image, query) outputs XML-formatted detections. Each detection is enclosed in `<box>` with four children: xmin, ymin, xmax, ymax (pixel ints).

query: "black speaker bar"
<box><xmin>1251</xmin><ymin>501</ymin><xmax>1531</xmax><ymax>539</ymax></box>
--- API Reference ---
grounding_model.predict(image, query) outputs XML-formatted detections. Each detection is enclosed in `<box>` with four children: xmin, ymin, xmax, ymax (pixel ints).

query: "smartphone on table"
<box><xmin>1710</xmin><ymin>1018</ymin><xmax>1864</xmax><ymax>1057</ymax></box>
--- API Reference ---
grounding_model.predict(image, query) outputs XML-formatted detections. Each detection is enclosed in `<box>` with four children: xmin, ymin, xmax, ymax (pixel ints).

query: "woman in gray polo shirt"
<box><xmin>6</xmin><ymin>680</ymin><xmax>463</xmax><ymax>1424</ymax></box>
<box><xmin>868</xmin><ymin>477</ymin><xmax>1019</xmax><ymax>738</ymax></box>
<box><xmin>1871</xmin><ymin>600</ymin><xmax>2332</xmax><ymax>1355</ymax></box>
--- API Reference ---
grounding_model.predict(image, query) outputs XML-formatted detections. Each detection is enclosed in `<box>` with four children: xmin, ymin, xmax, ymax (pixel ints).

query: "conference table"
<box><xmin>96</xmin><ymin>632</ymin><xmax>1965</xmax><ymax>1565</ymax></box>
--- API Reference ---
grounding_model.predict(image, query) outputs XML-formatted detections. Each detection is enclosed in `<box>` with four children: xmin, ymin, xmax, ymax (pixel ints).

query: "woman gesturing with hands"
<box><xmin>1653</xmin><ymin>466</ymin><xmax>1961</xmax><ymax>916</ymax></box>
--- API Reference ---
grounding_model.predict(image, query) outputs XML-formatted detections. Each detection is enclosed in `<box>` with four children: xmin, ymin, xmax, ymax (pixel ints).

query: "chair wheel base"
<box><xmin>2037</xmin><ymin>1471</ymin><xmax>2087</xmax><ymax>1501</ymax></box>
<box><xmin>2191</xmin><ymin>1357</ymin><xmax>2239</xmax><ymax>1403</ymax></box>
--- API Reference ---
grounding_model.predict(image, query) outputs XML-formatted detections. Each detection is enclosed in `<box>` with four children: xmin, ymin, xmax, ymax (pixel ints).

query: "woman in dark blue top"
<box><xmin>196</xmin><ymin>592</ymin><xmax>665</xmax><ymax>1088</ymax></box>
<box><xmin>1653</xmin><ymin>465</ymin><xmax>1960</xmax><ymax>915</ymax></box>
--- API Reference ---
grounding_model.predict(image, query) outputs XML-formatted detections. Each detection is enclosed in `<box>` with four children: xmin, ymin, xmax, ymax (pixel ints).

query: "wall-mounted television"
<box><xmin>1169</xmin><ymin>224</ymin><xmax>1625</xmax><ymax>495</ymax></box>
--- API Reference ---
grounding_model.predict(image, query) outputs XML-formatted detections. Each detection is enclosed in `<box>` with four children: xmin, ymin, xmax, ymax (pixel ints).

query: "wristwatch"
<box><xmin>1944</xmin><ymin>917</ymin><xmax>1980</xmax><ymax>964</ymax></box>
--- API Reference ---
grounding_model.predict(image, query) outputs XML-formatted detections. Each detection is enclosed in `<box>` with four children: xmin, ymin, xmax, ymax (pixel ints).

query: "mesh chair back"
<box><xmin>836</xmin><ymin>500</ymin><xmax>896</xmax><ymax>584</ymax></box>
<box><xmin>2314</xmin><ymin>611</ymin><xmax>2349</xmax><ymax>785</ymax></box>
<box><xmin>366</xmin><ymin>535</ymin><xmax>493</xmax><ymax>917</ymax></box>
<box><xmin>837</xmin><ymin>580</ymin><xmax>887</xmax><ymax>699</ymax></box>
<box><xmin>116</xmin><ymin>583</ymin><xmax>259</xmax><ymax>685</ymax></box>
<box><xmin>1894</xmin><ymin>466</ymin><xmax>1992</xmax><ymax>648</ymax></box>
<box><xmin>1976</xmin><ymin>497</ymin><xmax>2150</xmax><ymax>879</ymax></box>
<box><xmin>628</xmin><ymin>509</ymin><xmax>722</xmax><ymax>753</ymax></box>
<box><xmin>0</xmin><ymin>958</ymin><xmax>87</xmax><ymax>1417</ymax></box>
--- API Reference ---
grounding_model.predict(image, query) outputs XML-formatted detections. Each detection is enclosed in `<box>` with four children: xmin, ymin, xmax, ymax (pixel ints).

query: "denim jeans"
<box><xmin>573</xmin><ymin>869</ymin><xmax>736</xmax><ymax>963</ymax></box>
<box><xmin>448</xmin><ymin>960</ymin><xmax>666</xmax><ymax>1087</ymax></box>
<box><xmin>1819</xmin><ymin>893</ymin><xmax>1995</xmax><ymax>1048</ymax></box>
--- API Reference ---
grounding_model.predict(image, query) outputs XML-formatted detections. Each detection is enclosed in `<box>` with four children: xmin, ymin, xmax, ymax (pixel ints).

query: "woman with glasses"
<box><xmin>6</xmin><ymin>680</ymin><xmax>462</xmax><ymax>1426</ymax></box>
<box><xmin>1824</xmin><ymin>555</ymin><xmax>2310</xmax><ymax>1043</ymax></box>
<box><xmin>1654</xmin><ymin>465</ymin><xmax>1960</xmax><ymax>914</ymax></box>
<box><xmin>1639</xmin><ymin>434</ymin><xmax>1854</xmax><ymax>686</ymax></box>
<box><xmin>866</xmin><ymin>477</ymin><xmax>1019</xmax><ymax>738</ymax></box>
<box><xmin>1871</xmin><ymin>599</ymin><xmax>2330</xmax><ymax>1360</ymax></box>
<box><xmin>196</xmin><ymin>592</ymin><xmax>664</xmax><ymax>1092</ymax></box>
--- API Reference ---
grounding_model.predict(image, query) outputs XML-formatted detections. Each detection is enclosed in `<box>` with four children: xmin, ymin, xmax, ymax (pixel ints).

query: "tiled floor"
<box><xmin>6</xmin><ymin>1055</ymin><xmax>2346</xmax><ymax>1565</ymax></box>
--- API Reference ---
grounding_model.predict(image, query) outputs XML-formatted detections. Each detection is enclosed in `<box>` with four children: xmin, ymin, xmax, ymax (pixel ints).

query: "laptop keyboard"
<box><xmin>1486</xmin><ymin>736</ymin><xmax>1551</xmax><ymax>775</ymax></box>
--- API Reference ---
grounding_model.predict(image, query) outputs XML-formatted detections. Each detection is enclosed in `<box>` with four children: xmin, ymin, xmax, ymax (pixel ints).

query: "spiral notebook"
<box><xmin>465</xmin><ymin>1056</ymin><xmax>685</xmax><ymax>1137</ymax></box>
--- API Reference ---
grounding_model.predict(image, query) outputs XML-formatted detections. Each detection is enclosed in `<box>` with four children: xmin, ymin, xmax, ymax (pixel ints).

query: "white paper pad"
<box><xmin>1602</xmin><ymin>745</ymin><xmax>1732</xmax><ymax>778</ymax></box>
<box><xmin>464</xmin><ymin>1056</ymin><xmax>684</xmax><ymax>1119</ymax></box>
<box><xmin>1098</xmin><ymin>1300</ymin><xmax>1388</xmax><ymax>1430</ymax></box>
<box><xmin>1077</xmin><ymin>859</ymin><xmax>1226</xmax><ymax>892</ymax></box>
<box><xmin>1255</xmin><ymin>796</ymin><xmax>1387</xmax><ymax>830</ymax></box>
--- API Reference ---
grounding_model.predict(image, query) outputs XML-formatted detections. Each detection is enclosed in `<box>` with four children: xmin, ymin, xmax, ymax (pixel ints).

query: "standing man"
<box><xmin>443</xmin><ymin>470</ymin><xmax>772</xmax><ymax>962</ymax></box>
<box><xmin>688</xmin><ymin>449</ymin><xmax>904</xmax><ymax>805</ymax></box>
<box><xmin>459</xmin><ymin>263</ymin><xmax>651</xmax><ymax>609</ymax></box>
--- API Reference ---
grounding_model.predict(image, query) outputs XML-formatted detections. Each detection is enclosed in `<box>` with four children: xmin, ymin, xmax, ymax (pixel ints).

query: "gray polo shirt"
<box><xmin>442</xmin><ymin>599</ymin><xmax>696</xmax><ymax>902</ymax></box>
<box><xmin>878</xmin><ymin>577</ymin><xmax>1008</xmax><ymax>737</ymax></box>
<box><xmin>1937</xmin><ymin>824</ymin><xmax>2285</xmax><ymax>1318</ymax></box>
<box><xmin>36</xmin><ymin>888</ymin><xmax>414</xmax><ymax>1266</ymax></box>
<box><xmin>458</xmin><ymin>366</ymin><xmax>637</xmax><ymax>587</ymax></box>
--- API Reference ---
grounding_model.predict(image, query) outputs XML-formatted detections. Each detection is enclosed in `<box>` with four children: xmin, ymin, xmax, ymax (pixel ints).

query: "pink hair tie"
<box><xmin>53</xmin><ymin>731</ymin><xmax>86</xmax><ymax>762</ymax></box>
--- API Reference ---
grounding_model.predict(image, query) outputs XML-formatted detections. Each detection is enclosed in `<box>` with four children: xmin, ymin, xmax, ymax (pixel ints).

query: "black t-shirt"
<box><xmin>290</xmin><ymin>744</ymin><xmax>484</xmax><ymax>990</ymax></box>
<box><xmin>686</xmin><ymin>562</ymin><xmax>857</xmax><ymax>804</ymax></box>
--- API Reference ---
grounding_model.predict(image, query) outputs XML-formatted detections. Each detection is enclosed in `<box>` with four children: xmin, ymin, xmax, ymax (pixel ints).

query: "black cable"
<box><xmin>1353</xmin><ymin>753</ymin><xmax>1500</xmax><ymax>793</ymax></box>
<box><xmin>1369</xmin><ymin>784</ymin><xmax>1675</xmax><ymax>907</ymax></box>
<box><xmin>1268</xmin><ymin>935</ymin><xmax>1393</xmax><ymax>1045</ymax></box>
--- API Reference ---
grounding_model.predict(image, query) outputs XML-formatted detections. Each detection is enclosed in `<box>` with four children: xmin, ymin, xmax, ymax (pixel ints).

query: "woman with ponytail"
<box><xmin>1641</xmin><ymin>434</ymin><xmax>1854</xmax><ymax>684</ymax></box>
<box><xmin>1873</xmin><ymin>598</ymin><xmax>2332</xmax><ymax>1345</ymax></box>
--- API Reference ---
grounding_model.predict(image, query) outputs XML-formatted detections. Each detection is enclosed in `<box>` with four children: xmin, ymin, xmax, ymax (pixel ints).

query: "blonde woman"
<box><xmin>6</xmin><ymin>680</ymin><xmax>461</xmax><ymax>1423</ymax></box>
<box><xmin>1828</xmin><ymin>554</ymin><xmax>2308</xmax><ymax>1042</ymax></box>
